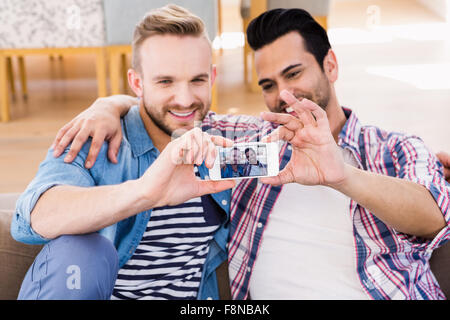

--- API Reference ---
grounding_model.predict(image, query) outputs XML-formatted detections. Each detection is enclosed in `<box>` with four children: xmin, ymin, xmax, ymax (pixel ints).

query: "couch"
<box><xmin>0</xmin><ymin>0</ymin><xmax>108</xmax><ymax>122</ymax></box>
<box><xmin>0</xmin><ymin>193</ymin><xmax>42</xmax><ymax>299</ymax></box>
<box><xmin>1</xmin><ymin>193</ymin><xmax>449</xmax><ymax>300</ymax></box>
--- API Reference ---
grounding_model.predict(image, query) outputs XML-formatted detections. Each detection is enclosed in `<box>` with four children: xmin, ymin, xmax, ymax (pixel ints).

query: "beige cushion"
<box><xmin>0</xmin><ymin>194</ymin><xmax>42</xmax><ymax>300</ymax></box>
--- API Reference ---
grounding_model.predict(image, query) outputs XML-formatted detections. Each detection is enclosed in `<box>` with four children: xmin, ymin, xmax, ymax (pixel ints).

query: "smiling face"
<box><xmin>254</xmin><ymin>31</ymin><xmax>335</xmax><ymax>116</ymax></box>
<box><xmin>129</xmin><ymin>34</ymin><xmax>215</xmax><ymax>137</ymax></box>
<box><xmin>245</xmin><ymin>148</ymin><xmax>257</xmax><ymax>164</ymax></box>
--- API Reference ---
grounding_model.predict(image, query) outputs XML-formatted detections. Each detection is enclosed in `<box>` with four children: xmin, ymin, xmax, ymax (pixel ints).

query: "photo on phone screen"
<box><xmin>219</xmin><ymin>145</ymin><xmax>268</xmax><ymax>179</ymax></box>
<box><xmin>209</xmin><ymin>142</ymin><xmax>279</xmax><ymax>181</ymax></box>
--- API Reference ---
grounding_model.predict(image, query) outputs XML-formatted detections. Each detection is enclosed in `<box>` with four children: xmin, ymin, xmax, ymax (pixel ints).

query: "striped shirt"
<box><xmin>200</xmin><ymin>109</ymin><xmax>450</xmax><ymax>300</ymax></box>
<box><xmin>112</xmin><ymin>168</ymin><xmax>221</xmax><ymax>300</ymax></box>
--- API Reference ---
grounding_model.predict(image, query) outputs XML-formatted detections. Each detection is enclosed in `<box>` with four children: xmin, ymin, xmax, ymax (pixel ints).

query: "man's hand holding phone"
<box><xmin>259</xmin><ymin>90</ymin><xmax>347</xmax><ymax>188</ymax></box>
<box><xmin>138</xmin><ymin>128</ymin><xmax>235</xmax><ymax>209</ymax></box>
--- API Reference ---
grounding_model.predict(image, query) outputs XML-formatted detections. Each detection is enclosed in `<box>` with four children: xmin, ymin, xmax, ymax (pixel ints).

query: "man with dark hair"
<box><xmin>247</xmin><ymin>8</ymin><xmax>334</xmax><ymax>113</ymax></box>
<box><xmin>243</xmin><ymin>147</ymin><xmax>267</xmax><ymax>177</ymax></box>
<box><xmin>46</xmin><ymin>7</ymin><xmax>449</xmax><ymax>300</ymax></box>
<box><xmin>247</xmin><ymin>8</ymin><xmax>331</xmax><ymax>71</ymax></box>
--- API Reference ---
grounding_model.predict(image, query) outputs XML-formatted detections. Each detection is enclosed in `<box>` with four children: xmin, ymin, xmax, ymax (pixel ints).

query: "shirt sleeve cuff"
<box><xmin>393</xmin><ymin>176</ymin><xmax>450</xmax><ymax>250</ymax></box>
<box><xmin>11</xmin><ymin>182</ymin><xmax>62</xmax><ymax>244</ymax></box>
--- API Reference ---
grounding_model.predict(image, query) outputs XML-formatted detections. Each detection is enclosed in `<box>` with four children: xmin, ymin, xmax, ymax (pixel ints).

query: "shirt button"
<box><xmin>221</xmin><ymin>199</ymin><xmax>227</xmax><ymax>206</ymax></box>
<box><xmin>247</xmin><ymin>267</ymin><xmax>251</xmax><ymax>272</ymax></box>
<box><xmin>257</xmin><ymin>222</ymin><xmax>263</xmax><ymax>228</ymax></box>
<box><xmin>287</xmin><ymin>145</ymin><xmax>292</xmax><ymax>151</ymax></box>
<box><xmin>207</xmin><ymin>297</ymin><xmax>213</xmax><ymax>300</ymax></box>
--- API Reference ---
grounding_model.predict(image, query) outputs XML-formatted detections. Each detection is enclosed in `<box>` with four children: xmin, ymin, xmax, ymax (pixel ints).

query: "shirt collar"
<box><xmin>123</xmin><ymin>105</ymin><xmax>157</xmax><ymax>157</ymax></box>
<box><xmin>337</xmin><ymin>107</ymin><xmax>363</xmax><ymax>153</ymax></box>
<box><xmin>122</xmin><ymin>106</ymin><xmax>363</xmax><ymax>158</ymax></box>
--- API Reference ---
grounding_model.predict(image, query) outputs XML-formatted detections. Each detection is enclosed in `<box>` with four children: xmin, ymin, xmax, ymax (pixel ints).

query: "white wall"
<box><xmin>417</xmin><ymin>0</ymin><xmax>450</xmax><ymax>20</ymax></box>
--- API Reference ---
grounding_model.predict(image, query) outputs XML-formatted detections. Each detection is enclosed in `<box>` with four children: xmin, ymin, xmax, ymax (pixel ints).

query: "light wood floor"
<box><xmin>1</xmin><ymin>0</ymin><xmax>449</xmax><ymax>193</ymax></box>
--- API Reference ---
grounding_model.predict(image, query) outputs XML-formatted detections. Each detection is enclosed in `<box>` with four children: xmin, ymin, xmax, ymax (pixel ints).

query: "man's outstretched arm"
<box><xmin>31</xmin><ymin>180</ymin><xmax>144</xmax><ymax>239</ymax></box>
<box><xmin>30</xmin><ymin>128</ymin><xmax>234</xmax><ymax>239</ymax></box>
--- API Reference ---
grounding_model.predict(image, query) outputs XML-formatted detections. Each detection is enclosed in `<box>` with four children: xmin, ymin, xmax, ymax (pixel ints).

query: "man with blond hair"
<box><xmin>12</xmin><ymin>5</ymin><xmax>237</xmax><ymax>300</ymax></box>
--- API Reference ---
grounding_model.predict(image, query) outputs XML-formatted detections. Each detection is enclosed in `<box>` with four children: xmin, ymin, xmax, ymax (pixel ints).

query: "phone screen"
<box><xmin>219</xmin><ymin>144</ymin><xmax>269</xmax><ymax>179</ymax></box>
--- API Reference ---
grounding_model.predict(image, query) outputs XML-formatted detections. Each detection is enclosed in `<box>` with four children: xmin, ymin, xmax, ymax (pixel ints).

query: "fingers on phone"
<box><xmin>204</xmin><ymin>136</ymin><xmax>217</xmax><ymax>169</ymax></box>
<box><xmin>175</xmin><ymin>128</ymin><xmax>215</xmax><ymax>167</ymax></box>
<box><xmin>172</xmin><ymin>128</ymin><xmax>234</xmax><ymax>168</ymax></box>
<box><xmin>262</xmin><ymin>126</ymin><xmax>294</xmax><ymax>143</ymax></box>
<box><xmin>260</xmin><ymin>169</ymin><xmax>295</xmax><ymax>186</ymax></box>
<box><xmin>210</xmin><ymin>135</ymin><xmax>234</xmax><ymax>148</ymax></box>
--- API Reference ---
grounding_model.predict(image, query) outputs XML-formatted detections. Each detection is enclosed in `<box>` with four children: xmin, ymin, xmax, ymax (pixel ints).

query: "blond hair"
<box><xmin>132</xmin><ymin>4</ymin><xmax>210</xmax><ymax>72</ymax></box>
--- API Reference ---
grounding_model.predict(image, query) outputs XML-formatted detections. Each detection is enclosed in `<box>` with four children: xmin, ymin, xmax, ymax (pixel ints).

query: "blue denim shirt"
<box><xmin>11</xmin><ymin>106</ymin><xmax>232</xmax><ymax>300</ymax></box>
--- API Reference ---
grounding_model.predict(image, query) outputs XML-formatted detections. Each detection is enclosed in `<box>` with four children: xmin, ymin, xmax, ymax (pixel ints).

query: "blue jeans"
<box><xmin>18</xmin><ymin>233</ymin><xmax>119</xmax><ymax>300</ymax></box>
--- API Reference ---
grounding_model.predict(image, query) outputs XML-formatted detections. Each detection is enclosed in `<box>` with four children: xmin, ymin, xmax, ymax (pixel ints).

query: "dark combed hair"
<box><xmin>246</xmin><ymin>8</ymin><xmax>331</xmax><ymax>70</ymax></box>
<box><xmin>244</xmin><ymin>147</ymin><xmax>255</xmax><ymax>154</ymax></box>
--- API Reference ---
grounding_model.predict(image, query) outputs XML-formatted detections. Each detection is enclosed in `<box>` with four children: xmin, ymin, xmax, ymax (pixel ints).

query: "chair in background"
<box><xmin>102</xmin><ymin>0</ymin><xmax>220</xmax><ymax>111</ymax></box>
<box><xmin>240</xmin><ymin>0</ymin><xmax>331</xmax><ymax>92</ymax></box>
<box><xmin>5</xmin><ymin>56</ymin><xmax>27</xmax><ymax>101</ymax></box>
<box><xmin>0</xmin><ymin>0</ymin><xmax>108</xmax><ymax>122</ymax></box>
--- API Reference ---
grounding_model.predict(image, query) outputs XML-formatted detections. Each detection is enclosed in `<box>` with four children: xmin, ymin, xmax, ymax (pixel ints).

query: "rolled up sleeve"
<box><xmin>394</xmin><ymin>136</ymin><xmax>450</xmax><ymax>250</ymax></box>
<box><xmin>11</xmin><ymin>147</ymin><xmax>96</xmax><ymax>244</ymax></box>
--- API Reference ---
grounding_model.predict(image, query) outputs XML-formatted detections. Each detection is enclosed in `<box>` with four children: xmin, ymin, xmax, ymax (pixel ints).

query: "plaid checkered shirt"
<box><xmin>201</xmin><ymin>107</ymin><xmax>450</xmax><ymax>300</ymax></box>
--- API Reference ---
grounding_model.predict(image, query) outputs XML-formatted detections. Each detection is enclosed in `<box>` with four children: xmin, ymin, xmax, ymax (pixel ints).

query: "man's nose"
<box><xmin>173</xmin><ymin>84</ymin><xmax>196</xmax><ymax>108</ymax></box>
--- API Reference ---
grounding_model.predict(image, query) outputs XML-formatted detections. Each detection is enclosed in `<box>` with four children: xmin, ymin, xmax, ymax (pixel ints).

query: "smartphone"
<box><xmin>209</xmin><ymin>142</ymin><xmax>279</xmax><ymax>181</ymax></box>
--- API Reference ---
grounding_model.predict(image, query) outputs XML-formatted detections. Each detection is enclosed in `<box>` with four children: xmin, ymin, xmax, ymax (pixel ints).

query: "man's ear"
<box><xmin>323</xmin><ymin>49</ymin><xmax>338</xmax><ymax>83</ymax></box>
<box><xmin>128</xmin><ymin>68</ymin><xmax>144</xmax><ymax>98</ymax></box>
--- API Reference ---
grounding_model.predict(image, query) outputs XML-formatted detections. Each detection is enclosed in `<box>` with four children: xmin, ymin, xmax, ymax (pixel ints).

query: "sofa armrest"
<box><xmin>0</xmin><ymin>194</ymin><xmax>43</xmax><ymax>299</ymax></box>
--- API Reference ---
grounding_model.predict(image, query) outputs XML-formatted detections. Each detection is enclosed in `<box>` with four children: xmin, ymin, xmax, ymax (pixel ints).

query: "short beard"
<box><xmin>141</xmin><ymin>89</ymin><xmax>210</xmax><ymax>138</ymax></box>
<box><xmin>314</xmin><ymin>77</ymin><xmax>331</xmax><ymax>110</ymax></box>
<box><xmin>142</xmin><ymin>103</ymin><xmax>174</xmax><ymax>137</ymax></box>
